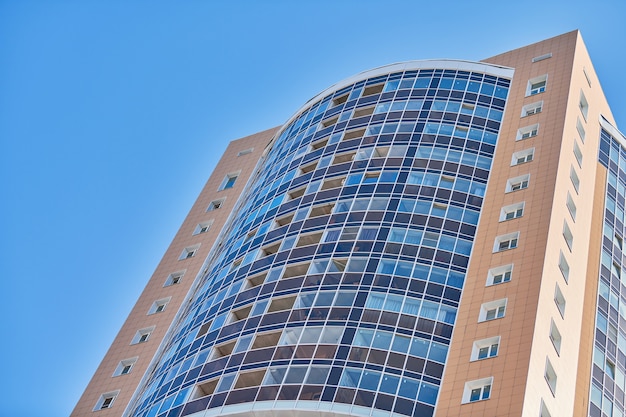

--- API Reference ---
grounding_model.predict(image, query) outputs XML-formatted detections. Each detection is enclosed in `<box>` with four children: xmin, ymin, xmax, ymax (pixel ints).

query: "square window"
<box><xmin>493</xmin><ymin>232</ymin><xmax>519</xmax><ymax>253</ymax></box>
<box><xmin>194</xmin><ymin>220</ymin><xmax>213</xmax><ymax>235</ymax></box>
<box><xmin>562</xmin><ymin>221</ymin><xmax>573</xmax><ymax>251</ymax></box>
<box><xmin>219</xmin><ymin>172</ymin><xmax>240</xmax><ymax>190</ymax></box>
<box><xmin>486</xmin><ymin>264</ymin><xmax>513</xmax><ymax>286</ymax></box>
<box><xmin>527</xmin><ymin>75</ymin><xmax>547</xmax><ymax>96</ymax></box>
<box><xmin>517</xmin><ymin>124</ymin><xmax>539</xmax><ymax>140</ymax></box>
<box><xmin>207</xmin><ymin>198</ymin><xmax>226</xmax><ymax>211</ymax></box>
<box><xmin>554</xmin><ymin>285</ymin><xmax>566</xmax><ymax>317</ymax></box>
<box><xmin>179</xmin><ymin>244</ymin><xmax>200</xmax><ymax>260</ymax></box>
<box><xmin>549</xmin><ymin>320</ymin><xmax>562</xmax><ymax>354</ymax></box>
<box><xmin>462</xmin><ymin>377</ymin><xmax>493</xmax><ymax>403</ymax></box>
<box><xmin>579</xmin><ymin>91</ymin><xmax>589</xmax><ymax>120</ymax></box>
<box><xmin>570</xmin><ymin>167</ymin><xmax>580</xmax><ymax>193</ymax></box>
<box><xmin>521</xmin><ymin>101</ymin><xmax>543</xmax><ymax>117</ymax></box>
<box><xmin>566</xmin><ymin>193</ymin><xmax>576</xmax><ymax>221</ymax></box>
<box><xmin>237</xmin><ymin>148</ymin><xmax>254</xmax><ymax>157</ymax></box>
<box><xmin>165</xmin><ymin>271</ymin><xmax>184</xmax><ymax>286</ymax></box>
<box><xmin>479</xmin><ymin>299</ymin><xmax>507</xmax><ymax>322</ymax></box>
<box><xmin>94</xmin><ymin>391</ymin><xmax>119</xmax><ymax>410</ymax></box>
<box><xmin>131</xmin><ymin>327</ymin><xmax>155</xmax><ymax>345</ymax></box>
<box><xmin>506</xmin><ymin>174</ymin><xmax>530</xmax><ymax>193</ymax></box>
<box><xmin>149</xmin><ymin>297</ymin><xmax>171</xmax><ymax>315</ymax></box>
<box><xmin>573</xmin><ymin>141</ymin><xmax>583</xmax><ymax>167</ymax></box>
<box><xmin>576</xmin><ymin>118</ymin><xmax>586</xmax><ymax>142</ymax></box>
<box><xmin>558</xmin><ymin>252</ymin><xmax>569</xmax><ymax>282</ymax></box>
<box><xmin>113</xmin><ymin>357</ymin><xmax>138</xmax><ymax>376</ymax></box>
<box><xmin>545</xmin><ymin>358</ymin><xmax>557</xmax><ymax>394</ymax></box>
<box><xmin>471</xmin><ymin>336</ymin><xmax>500</xmax><ymax>361</ymax></box>
<box><xmin>511</xmin><ymin>148</ymin><xmax>534</xmax><ymax>166</ymax></box>
<box><xmin>499</xmin><ymin>202</ymin><xmax>524</xmax><ymax>222</ymax></box>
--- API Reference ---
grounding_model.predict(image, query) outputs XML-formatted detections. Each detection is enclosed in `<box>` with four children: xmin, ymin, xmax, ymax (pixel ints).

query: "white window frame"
<box><xmin>94</xmin><ymin>390</ymin><xmax>120</xmax><ymax>411</ymax></box>
<box><xmin>517</xmin><ymin>124</ymin><xmax>539</xmax><ymax>140</ymax></box>
<box><xmin>478</xmin><ymin>299</ymin><xmax>507</xmax><ymax>322</ymax></box>
<box><xmin>493</xmin><ymin>232</ymin><xmax>519</xmax><ymax>253</ymax></box>
<box><xmin>570</xmin><ymin>167</ymin><xmax>580</xmax><ymax>193</ymax></box>
<box><xmin>237</xmin><ymin>148</ymin><xmax>254</xmax><ymax>157</ymax></box>
<box><xmin>558</xmin><ymin>251</ymin><xmax>569</xmax><ymax>282</ymax></box>
<box><xmin>194</xmin><ymin>220</ymin><xmax>213</xmax><ymax>235</ymax></box>
<box><xmin>573</xmin><ymin>140</ymin><xmax>583</xmax><ymax>167</ymax></box>
<box><xmin>462</xmin><ymin>377</ymin><xmax>493</xmax><ymax>403</ymax></box>
<box><xmin>511</xmin><ymin>148</ymin><xmax>534</xmax><ymax>166</ymax></box>
<box><xmin>219</xmin><ymin>171</ymin><xmax>241</xmax><ymax>191</ymax></box>
<box><xmin>179</xmin><ymin>244</ymin><xmax>201</xmax><ymax>260</ymax></box>
<box><xmin>566</xmin><ymin>193</ymin><xmax>576</xmax><ymax>221</ymax></box>
<box><xmin>499</xmin><ymin>202</ymin><xmax>525</xmax><ymax>222</ymax></box>
<box><xmin>521</xmin><ymin>101</ymin><xmax>543</xmax><ymax>117</ymax></box>
<box><xmin>506</xmin><ymin>174</ymin><xmax>530</xmax><ymax>193</ymax></box>
<box><xmin>554</xmin><ymin>284</ymin><xmax>566</xmax><ymax>318</ymax></box>
<box><xmin>165</xmin><ymin>271</ymin><xmax>184</xmax><ymax>286</ymax></box>
<box><xmin>549</xmin><ymin>320</ymin><xmax>562</xmax><ymax>355</ymax></box>
<box><xmin>486</xmin><ymin>264</ymin><xmax>513</xmax><ymax>286</ymax></box>
<box><xmin>207</xmin><ymin>198</ymin><xmax>226</xmax><ymax>211</ymax></box>
<box><xmin>148</xmin><ymin>297</ymin><xmax>171</xmax><ymax>315</ymax></box>
<box><xmin>131</xmin><ymin>326</ymin><xmax>155</xmax><ymax>345</ymax></box>
<box><xmin>470</xmin><ymin>336</ymin><xmax>501</xmax><ymax>361</ymax></box>
<box><xmin>563</xmin><ymin>221</ymin><xmax>573</xmax><ymax>251</ymax></box>
<box><xmin>527</xmin><ymin>75</ymin><xmax>548</xmax><ymax>96</ymax></box>
<box><xmin>113</xmin><ymin>357</ymin><xmax>138</xmax><ymax>377</ymax></box>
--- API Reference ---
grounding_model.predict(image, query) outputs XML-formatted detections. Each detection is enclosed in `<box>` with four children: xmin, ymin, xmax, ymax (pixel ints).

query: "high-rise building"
<box><xmin>73</xmin><ymin>31</ymin><xmax>624</xmax><ymax>417</ymax></box>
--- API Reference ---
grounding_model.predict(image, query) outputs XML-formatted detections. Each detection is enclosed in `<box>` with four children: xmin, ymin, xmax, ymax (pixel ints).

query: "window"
<box><xmin>511</xmin><ymin>148</ymin><xmax>534</xmax><ymax>166</ymax></box>
<box><xmin>470</xmin><ymin>336</ymin><xmax>500</xmax><ymax>361</ymax></box>
<box><xmin>570</xmin><ymin>167</ymin><xmax>580</xmax><ymax>193</ymax></box>
<box><xmin>506</xmin><ymin>174</ymin><xmax>530</xmax><ymax>193</ymax></box>
<box><xmin>479</xmin><ymin>299</ymin><xmax>507</xmax><ymax>322</ymax></box>
<box><xmin>179</xmin><ymin>244</ymin><xmax>200</xmax><ymax>260</ymax></box>
<box><xmin>566</xmin><ymin>193</ymin><xmax>576</xmax><ymax>221</ymax></box>
<box><xmin>558</xmin><ymin>251</ymin><xmax>569</xmax><ymax>282</ymax></box>
<box><xmin>131</xmin><ymin>327</ymin><xmax>155</xmax><ymax>344</ymax></box>
<box><xmin>149</xmin><ymin>297</ymin><xmax>171</xmax><ymax>315</ymax></box>
<box><xmin>237</xmin><ymin>148</ymin><xmax>254</xmax><ymax>156</ymax></box>
<box><xmin>563</xmin><ymin>221</ymin><xmax>573</xmax><ymax>251</ymax></box>
<box><xmin>165</xmin><ymin>271</ymin><xmax>184</xmax><ymax>286</ymax></box>
<box><xmin>462</xmin><ymin>377</ymin><xmax>493</xmax><ymax>403</ymax></box>
<box><xmin>545</xmin><ymin>358</ymin><xmax>557</xmax><ymax>394</ymax></box>
<box><xmin>576</xmin><ymin>118</ymin><xmax>586</xmax><ymax>142</ymax></box>
<box><xmin>94</xmin><ymin>391</ymin><xmax>119</xmax><ymax>411</ymax></box>
<box><xmin>521</xmin><ymin>101</ymin><xmax>543</xmax><ymax>117</ymax></box>
<box><xmin>207</xmin><ymin>198</ymin><xmax>225</xmax><ymax>211</ymax></box>
<box><xmin>500</xmin><ymin>202</ymin><xmax>524</xmax><ymax>221</ymax></box>
<box><xmin>194</xmin><ymin>220</ymin><xmax>213</xmax><ymax>235</ymax></box>
<box><xmin>527</xmin><ymin>75</ymin><xmax>547</xmax><ymax>96</ymax></box>
<box><xmin>549</xmin><ymin>320</ymin><xmax>562</xmax><ymax>354</ymax></box>
<box><xmin>494</xmin><ymin>232</ymin><xmax>519</xmax><ymax>252</ymax></box>
<box><xmin>579</xmin><ymin>91</ymin><xmax>589</xmax><ymax>120</ymax></box>
<box><xmin>486</xmin><ymin>264</ymin><xmax>513</xmax><ymax>286</ymax></box>
<box><xmin>573</xmin><ymin>141</ymin><xmax>583</xmax><ymax>167</ymax></box>
<box><xmin>517</xmin><ymin>124</ymin><xmax>539</xmax><ymax>140</ymax></box>
<box><xmin>219</xmin><ymin>172</ymin><xmax>240</xmax><ymax>190</ymax></box>
<box><xmin>113</xmin><ymin>357</ymin><xmax>138</xmax><ymax>376</ymax></box>
<box><xmin>554</xmin><ymin>284</ymin><xmax>566</xmax><ymax>317</ymax></box>
<box><xmin>532</xmin><ymin>52</ymin><xmax>552</xmax><ymax>63</ymax></box>
<box><xmin>540</xmin><ymin>400</ymin><xmax>553</xmax><ymax>417</ymax></box>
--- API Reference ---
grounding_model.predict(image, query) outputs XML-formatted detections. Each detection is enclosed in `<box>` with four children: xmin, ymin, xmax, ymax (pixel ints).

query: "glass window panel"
<box><xmin>398</xmin><ymin>377</ymin><xmax>420</xmax><ymax>399</ymax></box>
<box><xmin>359</xmin><ymin>370</ymin><xmax>381</xmax><ymax>391</ymax></box>
<box><xmin>340</xmin><ymin>368</ymin><xmax>362</xmax><ymax>388</ymax></box>
<box><xmin>305</xmin><ymin>366</ymin><xmax>330</xmax><ymax>384</ymax></box>
<box><xmin>320</xmin><ymin>327</ymin><xmax>343</xmax><ymax>344</ymax></box>
<box><xmin>354</xmin><ymin>329</ymin><xmax>374</xmax><ymax>347</ymax></box>
<box><xmin>300</xmin><ymin>327</ymin><xmax>323</xmax><ymax>344</ymax></box>
<box><xmin>284</xmin><ymin>366</ymin><xmax>308</xmax><ymax>384</ymax></box>
<box><xmin>379</xmin><ymin>374</ymin><xmax>400</xmax><ymax>395</ymax></box>
<box><xmin>372</xmin><ymin>330</ymin><xmax>393</xmax><ymax>350</ymax></box>
<box><xmin>391</xmin><ymin>334</ymin><xmax>411</xmax><ymax>353</ymax></box>
<box><xmin>263</xmin><ymin>367</ymin><xmax>287</xmax><ymax>385</ymax></box>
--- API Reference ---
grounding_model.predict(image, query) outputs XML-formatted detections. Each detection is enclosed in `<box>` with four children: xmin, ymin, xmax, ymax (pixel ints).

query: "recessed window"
<box><xmin>207</xmin><ymin>198</ymin><xmax>225</xmax><ymax>211</ymax></box>
<box><xmin>131</xmin><ymin>327</ymin><xmax>155</xmax><ymax>344</ymax></box>
<box><xmin>237</xmin><ymin>148</ymin><xmax>254</xmax><ymax>157</ymax></box>
<box><xmin>549</xmin><ymin>320</ymin><xmax>562</xmax><ymax>354</ymax></box>
<box><xmin>558</xmin><ymin>251</ymin><xmax>569</xmax><ymax>282</ymax></box>
<box><xmin>194</xmin><ymin>220</ymin><xmax>213</xmax><ymax>235</ymax></box>
<box><xmin>219</xmin><ymin>172</ymin><xmax>240</xmax><ymax>190</ymax></box>
<box><xmin>179</xmin><ymin>244</ymin><xmax>200</xmax><ymax>260</ymax></box>
<box><xmin>579</xmin><ymin>91</ymin><xmax>589</xmax><ymax>120</ymax></box>
<box><xmin>563</xmin><ymin>221</ymin><xmax>573</xmax><ymax>251</ymax></box>
<box><xmin>576</xmin><ymin>118</ymin><xmax>586</xmax><ymax>142</ymax></box>
<box><xmin>511</xmin><ymin>148</ymin><xmax>534</xmax><ymax>166</ymax></box>
<box><xmin>94</xmin><ymin>391</ymin><xmax>119</xmax><ymax>411</ymax></box>
<box><xmin>573</xmin><ymin>141</ymin><xmax>583</xmax><ymax>167</ymax></box>
<box><xmin>487</xmin><ymin>264</ymin><xmax>513</xmax><ymax>286</ymax></box>
<box><xmin>566</xmin><ymin>193</ymin><xmax>576</xmax><ymax>221</ymax></box>
<box><xmin>500</xmin><ymin>202</ymin><xmax>524</xmax><ymax>221</ymax></box>
<box><xmin>506</xmin><ymin>174</ymin><xmax>530</xmax><ymax>193</ymax></box>
<box><xmin>614</xmin><ymin>234</ymin><xmax>623</xmax><ymax>250</ymax></box>
<box><xmin>479</xmin><ymin>299</ymin><xmax>507</xmax><ymax>322</ymax></box>
<box><xmin>527</xmin><ymin>75</ymin><xmax>547</xmax><ymax>96</ymax></box>
<box><xmin>462</xmin><ymin>377</ymin><xmax>493</xmax><ymax>403</ymax></box>
<box><xmin>517</xmin><ymin>124</ymin><xmax>539</xmax><ymax>140</ymax></box>
<box><xmin>545</xmin><ymin>358</ymin><xmax>557</xmax><ymax>394</ymax></box>
<box><xmin>113</xmin><ymin>357</ymin><xmax>138</xmax><ymax>376</ymax></box>
<box><xmin>165</xmin><ymin>271</ymin><xmax>184</xmax><ymax>286</ymax></box>
<box><xmin>494</xmin><ymin>232</ymin><xmax>519</xmax><ymax>253</ymax></box>
<box><xmin>532</xmin><ymin>53</ymin><xmax>552</xmax><ymax>63</ymax></box>
<box><xmin>570</xmin><ymin>167</ymin><xmax>580</xmax><ymax>193</ymax></box>
<box><xmin>149</xmin><ymin>297</ymin><xmax>171</xmax><ymax>315</ymax></box>
<box><xmin>521</xmin><ymin>101</ymin><xmax>543</xmax><ymax>117</ymax></box>
<box><xmin>554</xmin><ymin>284</ymin><xmax>566</xmax><ymax>317</ymax></box>
<box><xmin>540</xmin><ymin>400</ymin><xmax>553</xmax><ymax>417</ymax></box>
<box><xmin>471</xmin><ymin>336</ymin><xmax>500</xmax><ymax>361</ymax></box>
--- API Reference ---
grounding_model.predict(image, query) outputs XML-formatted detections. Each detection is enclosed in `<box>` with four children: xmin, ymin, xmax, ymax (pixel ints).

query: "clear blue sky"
<box><xmin>0</xmin><ymin>1</ymin><xmax>624</xmax><ymax>416</ymax></box>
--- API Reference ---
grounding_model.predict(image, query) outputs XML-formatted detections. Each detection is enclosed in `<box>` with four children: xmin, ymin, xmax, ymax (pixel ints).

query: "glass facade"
<box><xmin>128</xmin><ymin>62</ymin><xmax>511</xmax><ymax>417</ymax></box>
<box><xmin>591</xmin><ymin>128</ymin><xmax>626</xmax><ymax>417</ymax></box>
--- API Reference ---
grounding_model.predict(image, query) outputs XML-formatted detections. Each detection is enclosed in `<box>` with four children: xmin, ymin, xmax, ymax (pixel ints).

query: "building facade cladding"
<box><xmin>592</xmin><ymin>122</ymin><xmax>626</xmax><ymax>417</ymax></box>
<box><xmin>126</xmin><ymin>62</ymin><xmax>513</xmax><ymax>417</ymax></box>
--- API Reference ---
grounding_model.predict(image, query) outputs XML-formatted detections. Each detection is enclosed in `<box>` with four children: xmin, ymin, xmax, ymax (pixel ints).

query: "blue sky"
<box><xmin>0</xmin><ymin>1</ymin><xmax>624</xmax><ymax>416</ymax></box>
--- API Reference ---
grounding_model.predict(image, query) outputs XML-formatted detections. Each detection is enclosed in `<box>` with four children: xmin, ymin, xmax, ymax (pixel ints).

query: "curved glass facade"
<box><xmin>129</xmin><ymin>62</ymin><xmax>511</xmax><ymax>417</ymax></box>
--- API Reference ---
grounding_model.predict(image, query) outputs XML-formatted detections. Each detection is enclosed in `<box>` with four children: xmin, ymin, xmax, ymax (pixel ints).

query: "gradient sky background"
<box><xmin>1</xmin><ymin>1</ymin><xmax>625</xmax><ymax>416</ymax></box>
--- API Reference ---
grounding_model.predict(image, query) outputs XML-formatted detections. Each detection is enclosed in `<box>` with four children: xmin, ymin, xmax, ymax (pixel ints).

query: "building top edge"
<box><xmin>601</xmin><ymin>115</ymin><xmax>626</xmax><ymax>148</ymax></box>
